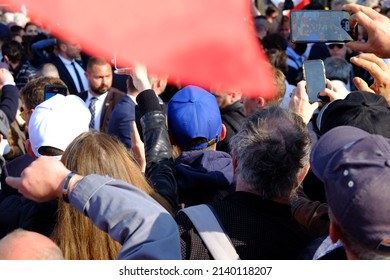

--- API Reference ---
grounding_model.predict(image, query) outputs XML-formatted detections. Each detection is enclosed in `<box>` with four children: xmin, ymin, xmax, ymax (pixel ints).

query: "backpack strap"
<box><xmin>180</xmin><ymin>204</ymin><xmax>240</xmax><ymax>260</ymax></box>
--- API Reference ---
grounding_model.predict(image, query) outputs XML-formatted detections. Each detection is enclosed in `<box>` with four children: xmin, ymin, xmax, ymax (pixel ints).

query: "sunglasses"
<box><xmin>327</xmin><ymin>44</ymin><xmax>344</xmax><ymax>49</ymax></box>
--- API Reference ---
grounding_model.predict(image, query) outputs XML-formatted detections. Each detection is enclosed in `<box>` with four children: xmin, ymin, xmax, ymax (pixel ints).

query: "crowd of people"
<box><xmin>0</xmin><ymin>1</ymin><xmax>390</xmax><ymax>260</ymax></box>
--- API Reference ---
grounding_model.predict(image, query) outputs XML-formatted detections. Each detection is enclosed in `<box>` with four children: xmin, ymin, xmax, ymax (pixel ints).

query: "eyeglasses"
<box><xmin>327</xmin><ymin>44</ymin><xmax>344</xmax><ymax>50</ymax></box>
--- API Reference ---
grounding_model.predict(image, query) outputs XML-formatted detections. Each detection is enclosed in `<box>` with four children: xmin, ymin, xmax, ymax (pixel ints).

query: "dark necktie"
<box><xmin>71</xmin><ymin>61</ymin><xmax>85</xmax><ymax>92</ymax></box>
<box><xmin>89</xmin><ymin>97</ymin><xmax>97</xmax><ymax>129</ymax></box>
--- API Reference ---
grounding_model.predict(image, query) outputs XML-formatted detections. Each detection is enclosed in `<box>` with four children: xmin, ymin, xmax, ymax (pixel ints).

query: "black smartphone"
<box><xmin>303</xmin><ymin>60</ymin><xmax>326</xmax><ymax>103</ymax></box>
<box><xmin>44</xmin><ymin>85</ymin><xmax>68</xmax><ymax>101</ymax></box>
<box><xmin>290</xmin><ymin>10</ymin><xmax>357</xmax><ymax>43</ymax></box>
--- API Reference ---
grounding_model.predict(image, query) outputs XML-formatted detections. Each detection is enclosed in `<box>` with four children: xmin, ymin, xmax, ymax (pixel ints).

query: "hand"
<box><xmin>289</xmin><ymin>81</ymin><xmax>319</xmax><ymax>125</ymax></box>
<box><xmin>130</xmin><ymin>121</ymin><xmax>146</xmax><ymax>173</ymax></box>
<box><xmin>350</xmin><ymin>53</ymin><xmax>390</xmax><ymax>104</ymax></box>
<box><xmin>0</xmin><ymin>68</ymin><xmax>14</xmax><ymax>88</ymax></box>
<box><xmin>15</xmin><ymin>109</ymin><xmax>26</xmax><ymax>129</ymax></box>
<box><xmin>318</xmin><ymin>80</ymin><xmax>349</xmax><ymax>102</ymax></box>
<box><xmin>114</xmin><ymin>64</ymin><xmax>151</xmax><ymax>92</ymax></box>
<box><xmin>130</xmin><ymin>64</ymin><xmax>151</xmax><ymax>92</ymax></box>
<box><xmin>343</xmin><ymin>3</ymin><xmax>390</xmax><ymax>58</ymax></box>
<box><xmin>5</xmin><ymin>156</ymin><xmax>73</xmax><ymax>202</ymax></box>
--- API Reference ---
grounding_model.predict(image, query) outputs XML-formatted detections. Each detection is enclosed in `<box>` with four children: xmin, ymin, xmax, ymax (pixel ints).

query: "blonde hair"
<box><xmin>51</xmin><ymin>130</ymin><xmax>173</xmax><ymax>259</ymax></box>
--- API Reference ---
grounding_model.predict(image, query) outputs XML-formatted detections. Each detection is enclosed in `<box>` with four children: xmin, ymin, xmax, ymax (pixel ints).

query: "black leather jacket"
<box><xmin>137</xmin><ymin>90</ymin><xmax>178</xmax><ymax>212</ymax></box>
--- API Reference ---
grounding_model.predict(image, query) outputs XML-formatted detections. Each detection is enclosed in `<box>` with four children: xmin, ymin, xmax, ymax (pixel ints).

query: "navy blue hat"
<box><xmin>311</xmin><ymin>126</ymin><xmax>390</xmax><ymax>252</ymax></box>
<box><xmin>316</xmin><ymin>91</ymin><xmax>390</xmax><ymax>138</ymax></box>
<box><xmin>0</xmin><ymin>23</ymin><xmax>10</xmax><ymax>39</ymax></box>
<box><xmin>167</xmin><ymin>85</ymin><xmax>222</xmax><ymax>150</ymax></box>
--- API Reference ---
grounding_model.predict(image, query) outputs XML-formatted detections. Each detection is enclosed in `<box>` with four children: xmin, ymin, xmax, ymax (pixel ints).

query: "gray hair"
<box><xmin>324</xmin><ymin>56</ymin><xmax>352</xmax><ymax>85</ymax></box>
<box><xmin>230</xmin><ymin>105</ymin><xmax>311</xmax><ymax>199</ymax></box>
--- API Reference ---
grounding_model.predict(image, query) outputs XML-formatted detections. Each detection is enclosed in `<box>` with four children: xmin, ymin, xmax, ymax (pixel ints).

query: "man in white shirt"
<box><xmin>76</xmin><ymin>57</ymin><xmax>125</xmax><ymax>133</ymax></box>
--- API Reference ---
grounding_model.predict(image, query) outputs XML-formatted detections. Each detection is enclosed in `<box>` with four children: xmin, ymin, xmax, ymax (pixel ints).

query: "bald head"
<box><xmin>0</xmin><ymin>229</ymin><xmax>64</xmax><ymax>260</ymax></box>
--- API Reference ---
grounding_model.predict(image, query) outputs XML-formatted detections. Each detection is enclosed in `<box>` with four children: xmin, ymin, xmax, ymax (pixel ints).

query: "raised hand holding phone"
<box><xmin>343</xmin><ymin>3</ymin><xmax>390</xmax><ymax>58</ymax></box>
<box><xmin>289</xmin><ymin>81</ymin><xmax>319</xmax><ymax>125</ymax></box>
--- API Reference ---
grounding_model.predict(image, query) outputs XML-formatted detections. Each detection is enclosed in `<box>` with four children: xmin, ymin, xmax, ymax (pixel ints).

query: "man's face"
<box><xmin>25</xmin><ymin>24</ymin><xmax>38</xmax><ymax>36</ymax></box>
<box><xmin>327</xmin><ymin>43</ymin><xmax>347</xmax><ymax>59</ymax></box>
<box><xmin>255</xmin><ymin>18</ymin><xmax>268</xmax><ymax>39</ymax></box>
<box><xmin>212</xmin><ymin>91</ymin><xmax>231</xmax><ymax>109</ymax></box>
<box><xmin>64</xmin><ymin>42</ymin><xmax>81</xmax><ymax>60</ymax></box>
<box><xmin>86</xmin><ymin>63</ymin><xmax>113</xmax><ymax>95</ymax></box>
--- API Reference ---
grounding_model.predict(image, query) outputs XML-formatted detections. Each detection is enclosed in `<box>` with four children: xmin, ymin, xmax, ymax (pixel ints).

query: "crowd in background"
<box><xmin>0</xmin><ymin>0</ymin><xmax>389</xmax><ymax>261</ymax></box>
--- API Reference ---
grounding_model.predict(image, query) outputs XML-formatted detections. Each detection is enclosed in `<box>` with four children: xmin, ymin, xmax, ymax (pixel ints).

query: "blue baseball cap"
<box><xmin>167</xmin><ymin>85</ymin><xmax>222</xmax><ymax>150</ymax></box>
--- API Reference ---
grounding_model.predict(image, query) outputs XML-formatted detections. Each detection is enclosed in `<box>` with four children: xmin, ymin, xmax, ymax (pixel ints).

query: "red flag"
<box><xmin>292</xmin><ymin>0</ymin><xmax>311</xmax><ymax>10</ymax></box>
<box><xmin>4</xmin><ymin>0</ymin><xmax>275</xmax><ymax>98</ymax></box>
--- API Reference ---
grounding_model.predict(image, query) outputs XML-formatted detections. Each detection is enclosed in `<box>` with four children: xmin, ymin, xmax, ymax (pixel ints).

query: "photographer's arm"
<box><xmin>291</xmin><ymin>186</ymin><xmax>330</xmax><ymax>237</ymax></box>
<box><xmin>133</xmin><ymin>66</ymin><xmax>179</xmax><ymax>212</ymax></box>
<box><xmin>5</xmin><ymin>156</ymin><xmax>181</xmax><ymax>260</ymax></box>
<box><xmin>350</xmin><ymin>53</ymin><xmax>390</xmax><ymax>105</ymax></box>
<box><xmin>344</xmin><ymin>3</ymin><xmax>390</xmax><ymax>58</ymax></box>
<box><xmin>289</xmin><ymin>81</ymin><xmax>319</xmax><ymax>125</ymax></box>
<box><xmin>0</xmin><ymin>69</ymin><xmax>19</xmax><ymax>124</ymax></box>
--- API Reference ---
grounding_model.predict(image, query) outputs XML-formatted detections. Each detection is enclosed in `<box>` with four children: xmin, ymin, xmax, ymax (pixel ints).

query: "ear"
<box><xmin>3</xmin><ymin>55</ymin><xmax>9</xmax><ymax>64</ymax></box>
<box><xmin>219</xmin><ymin>124</ymin><xmax>227</xmax><ymax>141</ymax></box>
<box><xmin>297</xmin><ymin>163</ymin><xmax>310</xmax><ymax>185</ymax></box>
<box><xmin>231</xmin><ymin>151</ymin><xmax>238</xmax><ymax>175</ymax></box>
<box><xmin>84</xmin><ymin>71</ymin><xmax>89</xmax><ymax>79</ymax></box>
<box><xmin>60</xmin><ymin>43</ymin><xmax>67</xmax><ymax>52</ymax></box>
<box><xmin>257</xmin><ymin>96</ymin><xmax>266</xmax><ymax>110</ymax></box>
<box><xmin>25</xmin><ymin>139</ymin><xmax>37</xmax><ymax>159</ymax></box>
<box><xmin>329</xmin><ymin>221</ymin><xmax>342</xmax><ymax>244</ymax></box>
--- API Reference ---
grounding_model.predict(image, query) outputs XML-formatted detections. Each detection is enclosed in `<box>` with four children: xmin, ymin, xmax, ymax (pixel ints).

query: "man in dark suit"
<box><xmin>51</xmin><ymin>39</ymin><xmax>88</xmax><ymax>95</ymax></box>
<box><xmin>108</xmin><ymin>72</ymin><xmax>167</xmax><ymax>149</ymax></box>
<box><xmin>76</xmin><ymin>57</ymin><xmax>125</xmax><ymax>133</ymax></box>
<box><xmin>107</xmin><ymin>76</ymin><xmax>137</xmax><ymax>149</ymax></box>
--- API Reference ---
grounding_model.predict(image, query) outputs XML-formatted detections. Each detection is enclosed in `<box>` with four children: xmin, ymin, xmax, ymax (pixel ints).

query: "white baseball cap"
<box><xmin>29</xmin><ymin>94</ymin><xmax>91</xmax><ymax>158</ymax></box>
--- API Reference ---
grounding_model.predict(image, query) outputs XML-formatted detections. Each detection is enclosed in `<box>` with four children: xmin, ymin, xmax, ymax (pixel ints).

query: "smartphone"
<box><xmin>44</xmin><ymin>85</ymin><xmax>68</xmax><ymax>101</ymax></box>
<box><xmin>290</xmin><ymin>10</ymin><xmax>357</xmax><ymax>43</ymax></box>
<box><xmin>303</xmin><ymin>60</ymin><xmax>326</xmax><ymax>103</ymax></box>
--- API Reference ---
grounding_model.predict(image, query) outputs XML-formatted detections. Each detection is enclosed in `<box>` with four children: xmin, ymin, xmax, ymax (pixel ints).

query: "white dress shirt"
<box><xmin>87</xmin><ymin>91</ymin><xmax>108</xmax><ymax>130</ymax></box>
<box><xmin>58</xmin><ymin>55</ymin><xmax>89</xmax><ymax>92</ymax></box>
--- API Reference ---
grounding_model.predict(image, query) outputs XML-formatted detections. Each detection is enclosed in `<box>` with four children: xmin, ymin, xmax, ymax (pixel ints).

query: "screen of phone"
<box><xmin>303</xmin><ymin>60</ymin><xmax>326</xmax><ymax>103</ymax></box>
<box><xmin>44</xmin><ymin>85</ymin><xmax>68</xmax><ymax>101</ymax></box>
<box><xmin>44</xmin><ymin>92</ymin><xmax>56</xmax><ymax>100</ymax></box>
<box><xmin>291</xmin><ymin>10</ymin><xmax>357</xmax><ymax>43</ymax></box>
